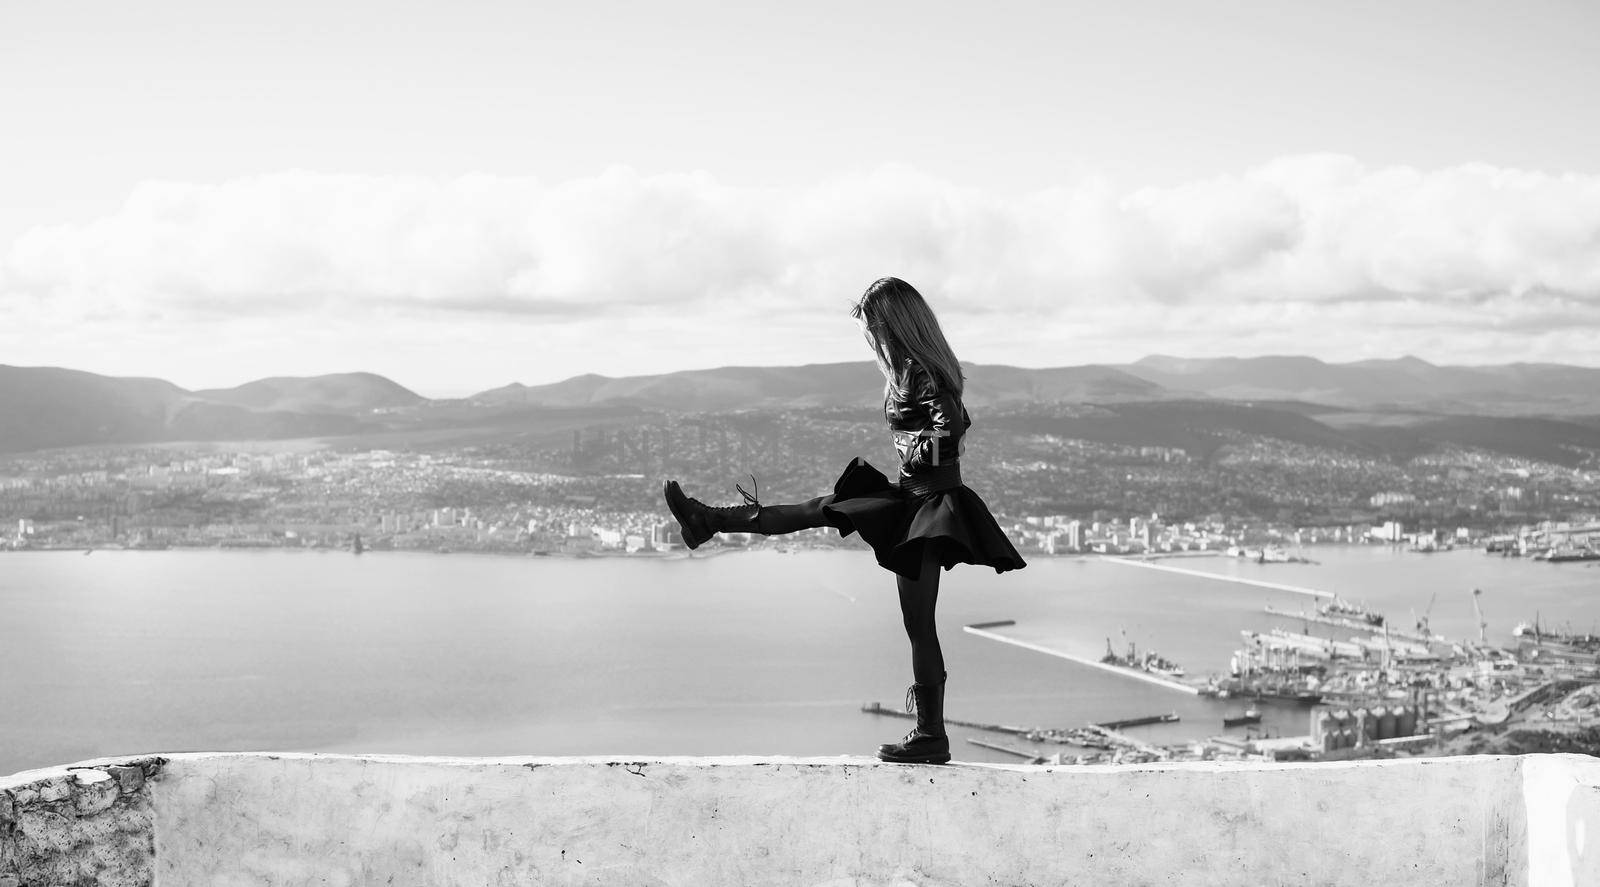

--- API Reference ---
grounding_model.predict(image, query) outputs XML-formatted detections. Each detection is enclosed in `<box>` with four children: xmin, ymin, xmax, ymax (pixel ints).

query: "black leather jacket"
<box><xmin>885</xmin><ymin>358</ymin><xmax>971</xmax><ymax>477</ymax></box>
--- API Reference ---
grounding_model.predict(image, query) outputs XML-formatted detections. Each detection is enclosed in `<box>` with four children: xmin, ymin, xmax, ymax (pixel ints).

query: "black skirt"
<box><xmin>819</xmin><ymin>457</ymin><xmax>1028</xmax><ymax>581</ymax></box>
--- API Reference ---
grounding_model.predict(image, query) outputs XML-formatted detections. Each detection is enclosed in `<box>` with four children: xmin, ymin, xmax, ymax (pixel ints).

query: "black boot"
<box><xmin>662</xmin><ymin>476</ymin><xmax>763</xmax><ymax>550</ymax></box>
<box><xmin>877</xmin><ymin>673</ymin><xmax>950</xmax><ymax>764</ymax></box>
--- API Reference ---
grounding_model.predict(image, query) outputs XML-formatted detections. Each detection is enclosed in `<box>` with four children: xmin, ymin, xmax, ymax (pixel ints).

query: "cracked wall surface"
<box><xmin>0</xmin><ymin>757</ymin><xmax>164</xmax><ymax>887</ymax></box>
<box><xmin>4</xmin><ymin>752</ymin><xmax>1596</xmax><ymax>886</ymax></box>
<box><xmin>150</xmin><ymin>753</ymin><xmax>1532</xmax><ymax>887</ymax></box>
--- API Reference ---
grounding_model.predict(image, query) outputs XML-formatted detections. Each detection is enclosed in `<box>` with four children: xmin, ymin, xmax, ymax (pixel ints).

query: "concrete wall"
<box><xmin>0</xmin><ymin>757</ymin><xmax>163</xmax><ymax>887</ymax></box>
<box><xmin>4</xmin><ymin>752</ymin><xmax>1597</xmax><ymax>886</ymax></box>
<box><xmin>1528</xmin><ymin>755</ymin><xmax>1600</xmax><ymax>887</ymax></box>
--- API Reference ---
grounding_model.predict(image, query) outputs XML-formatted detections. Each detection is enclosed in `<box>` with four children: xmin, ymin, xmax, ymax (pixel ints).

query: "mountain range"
<box><xmin>3</xmin><ymin>356</ymin><xmax>1598</xmax><ymax>460</ymax></box>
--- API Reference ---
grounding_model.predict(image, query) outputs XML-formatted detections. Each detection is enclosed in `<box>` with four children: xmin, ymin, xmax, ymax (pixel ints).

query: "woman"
<box><xmin>662</xmin><ymin>277</ymin><xmax>1027</xmax><ymax>764</ymax></box>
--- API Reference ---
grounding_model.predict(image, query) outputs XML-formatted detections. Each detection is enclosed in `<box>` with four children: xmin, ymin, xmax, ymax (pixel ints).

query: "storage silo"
<box><xmin>1353</xmin><ymin>707</ymin><xmax>1373</xmax><ymax>746</ymax></box>
<box><xmin>1312</xmin><ymin>708</ymin><xmax>1334</xmax><ymax>745</ymax></box>
<box><xmin>1394</xmin><ymin>704</ymin><xmax>1417</xmax><ymax>737</ymax></box>
<box><xmin>1375</xmin><ymin>706</ymin><xmax>1397</xmax><ymax>740</ymax></box>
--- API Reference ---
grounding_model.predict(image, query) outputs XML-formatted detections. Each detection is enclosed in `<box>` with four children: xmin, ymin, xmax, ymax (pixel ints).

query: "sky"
<box><xmin>3</xmin><ymin>0</ymin><xmax>1599</xmax><ymax>396</ymax></box>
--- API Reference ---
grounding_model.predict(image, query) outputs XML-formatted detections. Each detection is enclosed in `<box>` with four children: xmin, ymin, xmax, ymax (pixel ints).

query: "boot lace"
<box><xmin>691</xmin><ymin>474</ymin><xmax>762</xmax><ymax>516</ymax></box>
<box><xmin>898</xmin><ymin>685</ymin><xmax>921</xmax><ymax>743</ymax></box>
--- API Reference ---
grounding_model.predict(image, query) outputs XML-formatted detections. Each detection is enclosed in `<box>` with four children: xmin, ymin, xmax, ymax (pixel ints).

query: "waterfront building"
<box><xmin>1368</xmin><ymin>520</ymin><xmax>1404</xmax><ymax>542</ymax></box>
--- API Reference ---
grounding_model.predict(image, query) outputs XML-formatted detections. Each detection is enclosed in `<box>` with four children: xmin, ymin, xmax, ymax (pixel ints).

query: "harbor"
<box><xmin>949</xmin><ymin>554</ymin><xmax>1600</xmax><ymax>764</ymax></box>
<box><xmin>2</xmin><ymin>543</ymin><xmax>1594</xmax><ymax>776</ymax></box>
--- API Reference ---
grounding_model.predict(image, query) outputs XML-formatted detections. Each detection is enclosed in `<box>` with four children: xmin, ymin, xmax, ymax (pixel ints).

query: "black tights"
<box><xmin>897</xmin><ymin>544</ymin><xmax>945</xmax><ymax>685</ymax></box>
<box><xmin>753</xmin><ymin>495</ymin><xmax>835</xmax><ymax>535</ymax></box>
<box><xmin>754</xmin><ymin>495</ymin><xmax>945</xmax><ymax>686</ymax></box>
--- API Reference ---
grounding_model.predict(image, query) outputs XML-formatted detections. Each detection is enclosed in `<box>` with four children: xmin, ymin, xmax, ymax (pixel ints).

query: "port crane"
<box><xmin>1413</xmin><ymin>591</ymin><xmax>1437</xmax><ymax>637</ymax></box>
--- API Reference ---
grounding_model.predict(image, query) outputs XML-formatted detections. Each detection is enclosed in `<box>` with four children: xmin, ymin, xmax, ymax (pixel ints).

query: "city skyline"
<box><xmin>4</xmin><ymin>1</ymin><xmax>1600</xmax><ymax>395</ymax></box>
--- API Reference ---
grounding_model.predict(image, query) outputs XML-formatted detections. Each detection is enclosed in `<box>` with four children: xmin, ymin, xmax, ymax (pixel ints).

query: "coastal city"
<box><xmin>4</xmin><ymin>410</ymin><xmax>1596</xmax><ymax>763</ymax></box>
<box><xmin>3</xmin><ymin>404</ymin><xmax>1597</xmax><ymax>558</ymax></box>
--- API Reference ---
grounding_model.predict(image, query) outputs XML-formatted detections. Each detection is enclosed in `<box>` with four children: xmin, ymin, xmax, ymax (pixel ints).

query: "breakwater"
<box><xmin>1100</xmin><ymin>556</ymin><xmax>1337</xmax><ymax>598</ymax></box>
<box><xmin>961</xmin><ymin>624</ymin><xmax>1201</xmax><ymax>695</ymax></box>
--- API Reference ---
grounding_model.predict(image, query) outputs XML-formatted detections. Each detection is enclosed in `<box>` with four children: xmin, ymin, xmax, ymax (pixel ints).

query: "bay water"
<box><xmin>1</xmin><ymin>545</ymin><xmax>1594</xmax><ymax>775</ymax></box>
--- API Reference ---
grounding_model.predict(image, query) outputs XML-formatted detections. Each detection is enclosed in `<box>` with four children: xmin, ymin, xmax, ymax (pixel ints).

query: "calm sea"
<box><xmin>2</xmin><ymin>545</ymin><xmax>1594</xmax><ymax>775</ymax></box>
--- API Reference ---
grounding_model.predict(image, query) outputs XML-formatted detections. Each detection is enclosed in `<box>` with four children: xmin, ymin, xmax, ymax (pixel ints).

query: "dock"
<box><xmin>861</xmin><ymin>704</ymin><xmax>1160</xmax><ymax>751</ymax></box>
<box><xmin>1100</xmin><ymin>556</ymin><xmax>1335</xmax><ymax>599</ymax></box>
<box><xmin>859</xmin><ymin>701</ymin><xmax>1035</xmax><ymax>735</ymax></box>
<box><xmin>962</xmin><ymin>624</ymin><xmax>1201</xmax><ymax>695</ymax></box>
<box><xmin>965</xmin><ymin>738</ymin><xmax>1048</xmax><ymax>763</ymax></box>
<box><xmin>1081</xmin><ymin>724</ymin><xmax>1166</xmax><ymax>757</ymax></box>
<box><xmin>1095</xmin><ymin>712</ymin><xmax>1180</xmax><ymax>730</ymax></box>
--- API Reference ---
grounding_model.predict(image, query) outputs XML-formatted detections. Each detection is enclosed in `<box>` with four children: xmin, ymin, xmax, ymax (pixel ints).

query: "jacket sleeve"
<box><xmin>903</xmin><ymin>363</ymin><xmax>962</xmax><ymax>473</ymax></box>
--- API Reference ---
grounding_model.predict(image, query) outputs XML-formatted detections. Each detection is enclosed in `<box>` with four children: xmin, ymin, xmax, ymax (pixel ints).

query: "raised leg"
<box><xmin>754</xmin><ymin>494</ymin><xmax>835</xmax><ymax>535</ymax></box>
<box><xmin>664</xmin><ymin>481</ymin><xmax>832</xmax><ymax>549</ymax></box>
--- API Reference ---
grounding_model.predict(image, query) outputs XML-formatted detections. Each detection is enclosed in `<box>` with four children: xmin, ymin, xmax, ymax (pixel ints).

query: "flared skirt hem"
<box><xmin>820</xmin><ymin>457</ymin><xmax>1028</xmax><ymax>581</ymax></box>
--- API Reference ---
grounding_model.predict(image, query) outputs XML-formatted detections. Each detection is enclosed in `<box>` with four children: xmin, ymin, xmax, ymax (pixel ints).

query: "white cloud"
<box><xmin>4</xmin><ymin>156</ymin><xmax>1600</xmax><ymax>372</ymax></box>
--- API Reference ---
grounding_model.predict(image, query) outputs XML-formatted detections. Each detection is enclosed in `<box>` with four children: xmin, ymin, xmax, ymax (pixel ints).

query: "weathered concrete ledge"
<box><xmin>0</xmin><ymin>756</ymin><xmax>165</xmax><ymax>887</ymax></box>
<box><xmin>3</xmin><ymin>752</ymin><xmax>1597</xmax><ymax>886</ymax></box>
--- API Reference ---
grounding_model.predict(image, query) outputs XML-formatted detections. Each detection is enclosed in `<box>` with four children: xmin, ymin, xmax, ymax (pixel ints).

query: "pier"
<box><xmin>965</xmin><ymin>738</ymin><xmax>1048</xmax><ymax>763</ymax></box>
<box><xmin>1080</xmin><ymin>724</ymin><xmax>1167</xmax><ymax>757</ymax></box>
<box><xmin>862</xmin><ymin>702</ymin><xmax>1173</xmax><ymax>754</ymax></box>
<box><xmin>1100</xmin><ymin>556</ymin><xmax>1336</xmax><ymax>599</ymax></box>
<box><xmin>859</xmin><ymin>701</ymin><xmax>1035</xmax><ymax>736</ymax></box>
<box><xmin>962</xmin><ymin>624</ymin><xmax>1201</xmax><ymax>695</ymax></box>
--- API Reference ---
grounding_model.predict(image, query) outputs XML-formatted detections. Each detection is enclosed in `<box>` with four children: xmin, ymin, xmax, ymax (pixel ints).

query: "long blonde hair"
<box><xmin>850</xmin><ymin>277</ymin><xmax>965</xmax><ymax>407</ymax></box>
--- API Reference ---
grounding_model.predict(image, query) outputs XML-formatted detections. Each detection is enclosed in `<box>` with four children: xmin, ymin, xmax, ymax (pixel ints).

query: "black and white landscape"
<box><xmin>6</xmin><ymin>356</ymin><xmax>1600</xmax><ymax>460</ymax></box>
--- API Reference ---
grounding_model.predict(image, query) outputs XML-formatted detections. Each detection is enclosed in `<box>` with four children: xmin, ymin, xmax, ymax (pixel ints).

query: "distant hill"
<box><xmin>0</xmin><ymin>366</ymin><xmax>192</xmax><ymax>452</ymax></box>
<box><xmin>1119</xmin><ymin>355</ymin><xmax>1600</xmax><ymax>415</ymax></box>
<box><xmin>194</xmin><ymin>372</ymin><xmax>424</xmax><ymax>413</ymax></box>
<box><xmin>962</xmin><ymin>364</ymin><xmax>1169</xmax><ymax>404</ymax></box>
<box><xmin>1322</xmin><ymin>412</ymin><xmax>1600</xmax><ymax>468</ymax></box>
<box><xmin>466</xmin><ymin>362</ymin><xmax>1168</xmax><ymax>411</ymax></box>
<box><xmin>468</xmin><ymin>364</ymin><xmax>886</xmax><ymax>410</ymax></box>
<box><xmin>0</xmin><ymin>366</ymin><xmax>381</xmax><ymax>453</ymax></box>
<box><xmin>6</xmin><ymin>357</ymin><xmax>1600</xmax><ymax>463</ymax></box>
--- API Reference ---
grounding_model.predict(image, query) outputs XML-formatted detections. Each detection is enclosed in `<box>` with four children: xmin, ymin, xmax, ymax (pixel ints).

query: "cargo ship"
<box><xmin>1102</xmin><ymin>636</ymin><xmax>1186</xmax><ymax>678</ymax></box>
<box><xmin>1251</xmin><ymin>687</ymin><xmax>1324</xmax><ymax>705</ymax></box>
<box><xmin>1541</xmin><ymin>546</ymin><xmax>1600</xmax><ymax>563</ymax></box>
<box><xmin>1226</xmin><ymin>545</ymin><xmax>1298</xmax><ymax>563</ymax></box>
<box><xmin>1198</xmin><ymin>680</ymin><xmax>1323</xmax><ymax>706</ymax></box>
<box><xmin>1223</xmin><ymin>707</ymin><xmax>1262</xmax><ymax>727</ymax></box>
<box><xmin>1512</xmin><ymin>617</ymin><xmax>1600</xmax><ymax>661</ymax></box>
<box><xmin>1318</xmin><ymin>595</ymin><xmax>1385</xmax><ymax>627</ymax></box>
